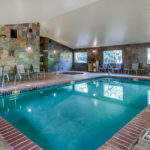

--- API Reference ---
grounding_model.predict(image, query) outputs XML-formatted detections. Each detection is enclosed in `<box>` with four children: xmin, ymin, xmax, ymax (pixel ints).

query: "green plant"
<box><xmin>13</xmin><ymin>65</ymin><xmax>17</xmax><ymax>76</ymax></box>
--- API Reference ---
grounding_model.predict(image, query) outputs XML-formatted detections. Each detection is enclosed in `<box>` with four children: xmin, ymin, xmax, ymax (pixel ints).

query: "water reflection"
<box><xmin>62</xmin><ymin>85</ymin><xmax>73</xmax><ymax>91</ymax></box>
<box><xmin>96</xmin><ymin>82</ymin><xmax>99</xmax><ymax>87</ymax></box>
<box><xmin>0</xmin><ymin>95</ymin><xmax>22</xmax><ymax>114</ymax></box>
<box><xmin>27</xmin><ymin>108</ymin><xmax>32</xmax><ymax>112</ymax></box>
<box><xmin>104</xmin><ymin>83</ymin><xmax>123</xmax><ymax>101</ymax></box>
<box><xmin>93</xmin><ymin>99</ymin><xmax>98</xmax><ymax>106</ymax></box>
<box><xmin>75</xmin><ymin>83</ymin><xmax>88</xmax><ymax>93</ymax></box>
<box><xmin>93</xmin><ymin>93</ymin><xmax>96</xmax><ymax>97</ymax></box>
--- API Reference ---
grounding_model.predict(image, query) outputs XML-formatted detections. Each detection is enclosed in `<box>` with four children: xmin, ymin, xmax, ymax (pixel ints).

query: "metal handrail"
<box><xmin>14</xmin><ymin>73</ymin><xmax>22</xmax><ymax>87</ymax></box>
<box><xmin>1</xmin><ymin>74</ymin><xmax>9</xmax><ymax>89</ymax></box>
<box><xmin>108</xmin><ymin>64</ymin><xmax>113</xmax><ymax>75</ymax></box>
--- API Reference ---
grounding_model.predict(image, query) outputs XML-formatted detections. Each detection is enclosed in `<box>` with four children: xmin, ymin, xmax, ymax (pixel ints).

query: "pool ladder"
<box><xmin>1</xmin><ymin>74</ymin><xmax>9</xmax><ymax>89</ymax></box>
<box><xmin>108</xmin><ymin>64</ymin><xmax>113</xmax><ymax>75</ymax></box>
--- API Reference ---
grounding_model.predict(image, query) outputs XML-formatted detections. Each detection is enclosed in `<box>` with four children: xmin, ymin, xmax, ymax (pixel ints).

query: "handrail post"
<box><xmin>1</xmin><ymin>65</ymin><xmax>4</xmax><ymax>89</ymax></box>
<box><xmin>14</xmin><ymin>74</ymin><xmax>17</xmax><ymax>87</ymax></box>
<box><xmin>1</xmin><ymin>74</ymin><xmax>9</xmax><ymax>89</ymax></box>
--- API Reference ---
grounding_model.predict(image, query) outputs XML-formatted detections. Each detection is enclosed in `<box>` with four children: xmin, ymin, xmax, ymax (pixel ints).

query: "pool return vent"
<box><xmin>142</xmin><ymin>130</ymin><xmax>150</xmax><ymax>142</ymax></box>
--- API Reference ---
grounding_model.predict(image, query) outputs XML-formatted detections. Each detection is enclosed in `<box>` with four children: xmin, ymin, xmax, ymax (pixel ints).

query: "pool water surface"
<box><xmin>0</xmin><ymin>77</ymin><xmax>149</xmax><ymax>150</ymax></box>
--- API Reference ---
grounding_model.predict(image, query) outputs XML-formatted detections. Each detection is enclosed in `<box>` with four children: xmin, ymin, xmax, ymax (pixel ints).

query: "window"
<box><xmin>147</xmin><ymin>48</ymin><xmax>150</xmax><ymax>64</ymax></box>
<box><xmin>74</xmin><ymin>52</ymin><xmax>87</xmax><ymax>63</ymax></box>
<box><xmin>103</xmin><ymin>50</ymin><xmax>122</xmax><ymax>63</ymax></box>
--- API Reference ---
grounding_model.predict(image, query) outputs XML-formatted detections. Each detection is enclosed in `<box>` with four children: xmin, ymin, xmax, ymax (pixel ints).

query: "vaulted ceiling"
<box><xmin>1</xmin><ymin>0</ymin><xmax>150</xmax><ymax>49</ymax></box>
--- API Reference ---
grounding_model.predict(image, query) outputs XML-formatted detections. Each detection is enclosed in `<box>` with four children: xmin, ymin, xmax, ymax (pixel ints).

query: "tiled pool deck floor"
<box><xmin>1</xmin><ymin>72</ymin><xmax>150</xmax><ymax>150</ymax></box>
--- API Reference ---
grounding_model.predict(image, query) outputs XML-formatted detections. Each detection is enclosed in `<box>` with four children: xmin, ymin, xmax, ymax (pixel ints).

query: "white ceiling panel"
<box><xmin>41</xmin><ymin>0</ymin><xmax>150</xmax><ymax>48</ymax></box>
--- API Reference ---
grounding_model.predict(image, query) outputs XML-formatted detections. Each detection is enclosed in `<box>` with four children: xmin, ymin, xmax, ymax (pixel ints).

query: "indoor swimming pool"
<box><xmin>0</xmin><ymin>77</ymin><xmax>149</xmax><ymax>150</ymax></box>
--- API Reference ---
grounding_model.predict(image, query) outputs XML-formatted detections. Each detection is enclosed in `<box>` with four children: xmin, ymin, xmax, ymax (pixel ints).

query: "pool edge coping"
<box><xmin>1</xmin><ymin>74</ymin><xmax>150</xmax><ymax>96</ymax></box>
<box><xmin>97</xmin><ymin>105</ymin><xmax>150</xmax><ymax>150</ymax></box>
<box><xmin>0</xmin><ymin>117</ymin><xmax>42</xmax><ymax>150</ymax></box>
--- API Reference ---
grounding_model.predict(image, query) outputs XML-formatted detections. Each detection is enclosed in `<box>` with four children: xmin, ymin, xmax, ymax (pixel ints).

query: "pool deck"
<box><xmin>1</xmin><ymin>72</ymin><xmax>150</xmax><ymax>94</ymax></box>
<box><xmin>0</xmin><ymin>72</ymin><xmax>150</xmax><ymax>150</ymax></box>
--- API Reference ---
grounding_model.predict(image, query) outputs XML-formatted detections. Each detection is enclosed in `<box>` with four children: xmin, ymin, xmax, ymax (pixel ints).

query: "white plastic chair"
<box><xmin>33</xmin><ymin>65</ymin><xmax>40</xmax><ymax>78</ymax></box>
<box><xmin>3</xmin><ymin>66</ymin><xmax>10</xmax><ymax>75</ymax></box>
<box><xmin>17</xmin><ymin>64</ymin><xmax>26</xmax><ymax>80</ymax></box>
<box><xmin>131</xmin><ymin>63</ymin><xmax>139</xmax><ymax>75</ymax></box>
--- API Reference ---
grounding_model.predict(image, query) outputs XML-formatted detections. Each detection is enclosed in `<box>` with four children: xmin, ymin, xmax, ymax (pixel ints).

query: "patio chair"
<box><xmin>3</xmin><ymin>66</ymin><xmax>10</xmax><ymax>79</ymax></box>
<box><xmin>17</xmin><ymin>64</ymin><xmax>29</xmax><ymax>80</ymax></box>
<box><xmin>131</xmin><ymin>63</ymin><xmax>139</xmax><ymax>75</ymax></box>
<box><xmin>123</xmin><ymin>64</ymin><xmax>130</xmax><ymax>74</ymax></box>
<box><xmin>112</xmin><ymin>63</ymin><xmax>122</xmax><ymax>73</ymax></box>
<box><xmin>100</xmin><ymin>63</ymin><xmax>108</xmax><ymax>72</ymax></box>
<box><xmin>33</xmin><ymin>65</ymin><xmax>40</xmax><ymax>79</ymax></box>
<box><xmin>138</xmin><ymin>63</ymin><xmax>145</xmax><ymax>75</ymax></box>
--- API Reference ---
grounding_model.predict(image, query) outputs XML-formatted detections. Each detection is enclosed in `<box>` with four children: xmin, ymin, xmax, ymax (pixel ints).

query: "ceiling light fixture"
<box><xmin>26</xmin><ymin>46</ymin><xmax>32</xmax><ymax>53</ymax></box>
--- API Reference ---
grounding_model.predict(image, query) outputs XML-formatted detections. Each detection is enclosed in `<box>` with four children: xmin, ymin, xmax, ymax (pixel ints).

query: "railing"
<box><xmin>1</xmin><ymin>74</ymin><xmax>9</xmax><ymax>89</ymax></box>
<box><xmin>107</xmin><ymin>64</ymin><xmax>113</xmax><ymax>75</ymax></box>
<box><xmin>13</xmin><ymin>74</ymin><xmax>22</xmax><ymax>87</ymax></box>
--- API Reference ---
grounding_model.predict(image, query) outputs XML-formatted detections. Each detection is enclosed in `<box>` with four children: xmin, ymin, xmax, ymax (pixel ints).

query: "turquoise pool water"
<box><xmin>0</xmin><ymin>77</ymin><xmax>149</xmax><ymax>150</ymax></box>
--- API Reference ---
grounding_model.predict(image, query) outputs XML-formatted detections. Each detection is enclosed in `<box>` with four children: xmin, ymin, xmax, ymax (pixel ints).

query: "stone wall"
<box><xmin>40</xmin><ymin>37</ymin><xmax>73</xmax><ymax>72</ymax></box>
<box><xmin>73</xmin><ymin>43</ymin><xmax>150</xmax><ymax>71</ymax></box>
<box><xmin>0</xmin><ymin>23</ymin><xmax>40</xmax><ymax>69</ymax></box>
